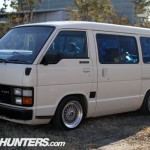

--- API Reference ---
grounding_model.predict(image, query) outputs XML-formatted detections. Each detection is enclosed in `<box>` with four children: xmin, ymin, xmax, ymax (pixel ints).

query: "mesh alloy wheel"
<box><xmin>62</xmin><ymin>101</ymin><xmax>83</xmax><ymax>129</ymax></box>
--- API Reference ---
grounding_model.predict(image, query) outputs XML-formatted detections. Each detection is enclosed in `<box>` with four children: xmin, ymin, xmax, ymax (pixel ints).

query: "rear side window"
<box><xmin>96</xmin><ymin>34</ymin><xmax>139</xmax><ymax>64</ymax></box>
<box><xmin>140</xmin><ymin>37</ymin><xmax>150</xmax><ymax>64</ymax></box>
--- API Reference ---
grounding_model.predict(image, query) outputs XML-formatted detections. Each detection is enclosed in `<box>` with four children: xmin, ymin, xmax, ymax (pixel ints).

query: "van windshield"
<box><xmin>0</xmin><ymin>26</ymin><xmax>54</xmax><ymax>64</ymax></box>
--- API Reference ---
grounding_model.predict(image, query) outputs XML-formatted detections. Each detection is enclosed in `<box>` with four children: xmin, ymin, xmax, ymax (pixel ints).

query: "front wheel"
<box><xmin>52</xmin><ymin>96</ymin><xmax>85</xmax><ymax>130</ymax></box>
<box><xmin>140</xmin><ymin>92</ymin><xmax>150</xmax><ymax>114</ymax></box>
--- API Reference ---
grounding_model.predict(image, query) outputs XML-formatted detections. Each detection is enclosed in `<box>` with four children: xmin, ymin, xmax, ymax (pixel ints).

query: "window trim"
<box><xmin>96</xmin><ymin>33</ymin><xmax>139</xmax><ymax>65</ymax></box>
<box><xmin>140</xmin><ymin>36</ymin><xmax>150</xmax><ymax>64</ymax></box>
<box><xmin>41</xmin><ymin>29</ymin><xmax>89</xmax><ymax>65</ymax></box>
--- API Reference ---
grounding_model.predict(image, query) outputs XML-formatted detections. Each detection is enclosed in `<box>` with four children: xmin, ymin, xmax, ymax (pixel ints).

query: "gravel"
<box><xmin>0</xmin><ymin>111</ymin><xmax>150</xmax><ymax>150</ymax></box>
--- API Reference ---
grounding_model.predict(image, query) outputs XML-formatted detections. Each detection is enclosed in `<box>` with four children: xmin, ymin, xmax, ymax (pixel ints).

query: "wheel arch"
<box><xmin>54</xmin><ymin>93</ymin><xmax>88</xmax><ymax>117</ymax></box>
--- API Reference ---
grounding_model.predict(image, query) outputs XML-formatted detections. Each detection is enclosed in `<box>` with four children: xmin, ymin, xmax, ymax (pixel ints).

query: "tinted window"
<box><xmin>44</xmin><ymin>31</ymin><xmax>88</xmax><ymax>64</ymax></box>
<box><xmin>140</xmin><ymin>37</ymin><xmax>150</xmax><ymax>63</ymax></box>
<box><xmin>96</xmin><ymin>34</ymin><xmax>139</xmax><ymax>64</ymax></box>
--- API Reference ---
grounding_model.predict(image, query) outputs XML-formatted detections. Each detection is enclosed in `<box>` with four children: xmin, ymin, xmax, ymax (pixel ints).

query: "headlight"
<box><xmin>14</xmin><ymin>88</ymin><xmax>22</xmax><ymax>96</ymax></box>
<box><xmin>13</xmin><ymin>87</ymin><xmax>33</xmax><ymax>107</ymax></box>
<box><xmin>23</xmin><ymin>90</ymin><xmax>32</xmax><ymax>97</ymax></box>
<box><xmin>15</xmin><ymin>97</ymin><xmax>22</xmax><ymax>105</ymax></box>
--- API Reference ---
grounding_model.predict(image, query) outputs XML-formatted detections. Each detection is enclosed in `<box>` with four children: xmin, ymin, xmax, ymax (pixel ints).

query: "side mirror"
<box><xmin>41</xmin><ymin>53</ymin><xmax>61</xmax><ymax>65</ymax></box>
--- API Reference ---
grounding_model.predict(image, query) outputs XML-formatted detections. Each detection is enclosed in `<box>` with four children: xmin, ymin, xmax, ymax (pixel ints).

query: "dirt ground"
<box><xmin>0</xmin><ymin>111</ymin><xmax>150</xmax><ymax>150</ymax></box>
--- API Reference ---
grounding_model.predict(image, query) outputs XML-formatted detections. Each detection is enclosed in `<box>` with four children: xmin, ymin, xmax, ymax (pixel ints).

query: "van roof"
<box><xmin>16</xmin><ymin>21</ymin><xmax>150</xmax><ymax>35</ymax></box>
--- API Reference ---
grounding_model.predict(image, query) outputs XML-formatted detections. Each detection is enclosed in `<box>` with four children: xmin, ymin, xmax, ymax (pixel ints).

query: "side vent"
<box><xmin>90</xmin><ymin>92</ymin><xmax>96</xmax><ymax>98</ymax></box>
<box><xmin>25</xmin><ymin>68</ymin><xmax>32</xmax><ymax>76</ymax></box>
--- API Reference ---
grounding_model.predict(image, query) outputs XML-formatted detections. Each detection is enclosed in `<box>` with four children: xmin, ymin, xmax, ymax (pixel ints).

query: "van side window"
<box><xmin>96</xmin><ymin>34</ymin><xmax>139</xmax><ymax>64</ymax></box>
<box><xmin>43</xmin><ymin>31</ymin><xmax>88</xmax><ymax>64</ymax></box>
<box><xmin>140</xmin><ymin>37</ymin><xmax>150</xmax><ymax>64</ymax></box>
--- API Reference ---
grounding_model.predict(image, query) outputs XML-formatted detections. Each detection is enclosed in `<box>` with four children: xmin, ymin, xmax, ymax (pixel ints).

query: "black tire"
<box><xmin>140</xmin><ymin>91</ymin><xmax>150</xmax><ymax>114</ymax></box>
<box><xmin>52</xmin><ymin>96</ymin><xmax>85</xmax><ymax>130</ymax></box>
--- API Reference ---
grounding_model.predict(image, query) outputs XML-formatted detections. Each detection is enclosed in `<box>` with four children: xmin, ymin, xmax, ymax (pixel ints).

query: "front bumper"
<box><xmin>0</xmin><ymin>104</ymin><xmax>32</xmax><ymax>120</ymax></box>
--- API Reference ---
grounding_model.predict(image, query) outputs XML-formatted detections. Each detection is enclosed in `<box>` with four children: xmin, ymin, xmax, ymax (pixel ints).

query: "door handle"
<box><xmin>102</xmin><ymin>68</ymin><xmax>108</xmax><ymax>78</ymax></box>
<box><xmin>79</xmin><ymin>61</ymin><xmax>89</xmax><ymax>64</ymax></box>
<box><xmin>83</xmin><ymin>68</ymin><xmax>90</xmax><ymax>73</ymax></box>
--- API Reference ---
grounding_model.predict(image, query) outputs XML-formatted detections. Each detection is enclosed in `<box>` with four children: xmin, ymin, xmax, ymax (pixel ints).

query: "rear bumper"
<box><xmin>0</xmin><ymin>104</ymin><xmax>32</xmax><ymax>120</ymax></box>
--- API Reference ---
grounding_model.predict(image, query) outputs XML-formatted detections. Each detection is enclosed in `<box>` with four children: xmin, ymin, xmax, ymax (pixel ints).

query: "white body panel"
<box><xmin>0</xmin><ymin>21</ymin><xmax>150</xmax><ymax>125</ymax></box>
<box><xmin>37</xmin><ymin>59</ymin><xmax>95</xmax><ymax>117</ymax></box>
<box><xmin>0</xmin><ymin>64</ymin><xmax>25</xmax><ymax>86</ymax></box>
<box><xmin>96</xmin><ymin>65</ymin><xmax>141</xmax><ymax>115</ymax></box>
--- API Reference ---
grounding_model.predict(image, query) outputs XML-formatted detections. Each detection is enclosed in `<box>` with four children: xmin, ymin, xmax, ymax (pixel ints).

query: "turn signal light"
<box><xmin>23</xmin><ymin>98</ymin><xmax>32</xmax><ymax>105</ymax></box>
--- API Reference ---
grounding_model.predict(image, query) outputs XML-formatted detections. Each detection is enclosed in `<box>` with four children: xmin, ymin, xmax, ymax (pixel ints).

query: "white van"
<box><xmin>0</xmin><ymin>21</ymin><xmax>150</xmax><ymax>130</ymax></box>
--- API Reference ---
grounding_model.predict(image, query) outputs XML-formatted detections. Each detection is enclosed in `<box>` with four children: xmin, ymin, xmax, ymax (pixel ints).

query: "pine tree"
<box><xmin>67</xmin><ymin>0</ymin><xmax>115</xmax><ymax>23</ymax></box>
<box><xmin>10</xmin><ymin>0</ymin><xmax>42</xmax><ymax>23</ymax></box>
<box><xmin>132</xmin><ymin>0</ymin><xmax>150</xmax><ymax>27</ymax></box>
<box><xmin>132</xmin><ymin>0</ymin><xmax>150</xmax><ymax>14</ymax></box>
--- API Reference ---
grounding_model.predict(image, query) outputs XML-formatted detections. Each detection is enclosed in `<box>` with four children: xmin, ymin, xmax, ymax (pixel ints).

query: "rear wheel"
<box><xmin>140</xmin><ymin>92</ymin><xmax>150</xmax><ymax>114</ymax></box>
<box><xmin>52</xmin><ymin>96</ymin><xmax>85</xmax><ymax>130</ymax></box>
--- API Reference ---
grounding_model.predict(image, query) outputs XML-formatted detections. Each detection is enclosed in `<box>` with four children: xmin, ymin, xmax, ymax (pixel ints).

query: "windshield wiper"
<box><xmin>0</xmin><ymin>58</ymin><xmax>8</xmax><ymax>63</ymax></box>
<box><xmin>8</xmin><ymin>59</ymin><xmax>30</xmax><ymax>64</ymax></box>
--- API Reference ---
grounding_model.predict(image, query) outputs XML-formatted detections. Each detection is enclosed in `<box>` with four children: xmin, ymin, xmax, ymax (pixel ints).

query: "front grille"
<box><xmin>0</xmin><ymin>85</ymin><xmax>11</xmax><ymax>104</ymax></box>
